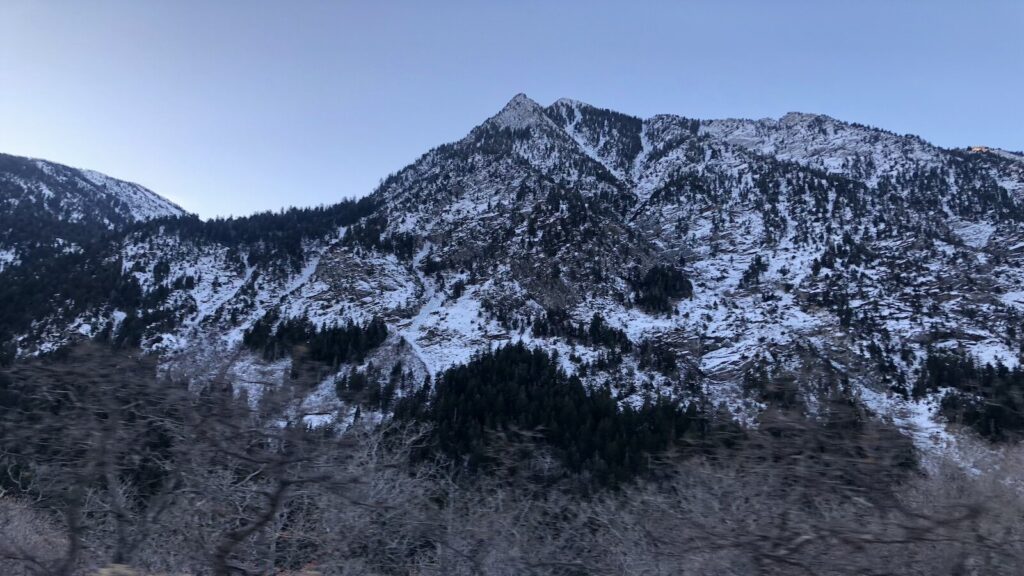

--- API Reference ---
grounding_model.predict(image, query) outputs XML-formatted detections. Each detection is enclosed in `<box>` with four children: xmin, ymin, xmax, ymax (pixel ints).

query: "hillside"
<box><xmin>3</xmin><ymin>95</ymin><xmax>1024</xmax><ymax>453</ymax></box>
<box><xmin>0</xmin><ymin>153</ymin><xmax>185</xmax><ymax>270</ymax></box>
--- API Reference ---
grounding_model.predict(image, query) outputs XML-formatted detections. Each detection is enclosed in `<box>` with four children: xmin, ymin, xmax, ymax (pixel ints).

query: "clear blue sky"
<box><xmin>1</xmin><ymin>1</ymin><xmax>1021</xmax><ymax>218</ymax></box>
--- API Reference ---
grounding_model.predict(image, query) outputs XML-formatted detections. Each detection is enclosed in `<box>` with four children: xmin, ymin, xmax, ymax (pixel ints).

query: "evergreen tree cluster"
<box><xmin>0</xmin><ymin>247</ymin><xmax>143</xmax><ymax>362</ymax></box>
<box><xmin>335</xmin><ymin>361</ymin><xmax>417</xmax><ymax>414</ymax></box>
<box><xmin>637</xmin><ymin>340</ymin><xmax>680</xmax><ymax>377</ymax></box>
<box><xmin>739</xmin><ymin>254</ymin><xmax>770</xmax><ymax>288</ymax></box>
<box><xmin>394</xmin><ymin>343</ymin><xmax>711</xmax><ymax>485</ymax></box>
<box><xmin>242</xmin><ymin>311</ymin><xmax>388</xmax><ymax>365</ymax></box>
<box><xmin>0</xmin><ymin>194</ymin><xmax>382</xmax><ymax>357</ymax></box>
<box><xmin>914</xmin><ymin>350</ymin><xmax>1024</xmax><ymax>441</ymax></box>
<box><xmin>342</xmin><ymin>213</ymin><xmax>417</xmax><ymax>260</ymax></box>
<box><xmin>523</xmin><ymin>187</ymin><xmax>619</xmax><ymax>259</ymax></box>
<box><xmin>531</xmin><ymin>310</ymin><xmax>632</xmax><ymax>352</ymax></box>
<box><xmin>544</xmin><ymin>101</ymin><xmax>644</xmax><ymax>176</ymax></box>
<box><xmin>643</xmin><ymin>119</ymin><xmax>701</xmax><ymax>167</ymax></box>
<box><xmin>0</xmin><ymin>153</ymin><xmax>154</xmax><ymax>249</ymax></box>
<box><xmin>630</xmin><ymin>264</ymin><xmax>693</xmax><ymax>313</ymax></box>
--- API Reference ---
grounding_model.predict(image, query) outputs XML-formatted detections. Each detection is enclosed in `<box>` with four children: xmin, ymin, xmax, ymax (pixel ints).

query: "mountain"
<box><xmin>3</xmin><ymin>95</ymin><xmax>1024</xmax><ymax>453</ymax></box>
<box><xmin>0</xmin><ymin>153</ymin><xmax>185</xmax><ymax>270</ymax></box>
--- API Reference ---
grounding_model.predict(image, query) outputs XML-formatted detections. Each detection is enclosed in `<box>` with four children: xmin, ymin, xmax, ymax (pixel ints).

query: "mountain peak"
<box><xmin>484</xmin><ymin>93</ymin><xmax>548</xmax><ymax>130</ymax></box>
<box><xmin>508</xmin><ymin>92</ymin><xmax>535</xmax><ymax>105</ymax></box>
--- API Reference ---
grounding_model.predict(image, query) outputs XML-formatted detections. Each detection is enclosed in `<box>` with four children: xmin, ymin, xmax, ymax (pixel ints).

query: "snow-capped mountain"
<box><xmin>4</xmin><ymin>95</ymin><xmax>1024</xmax><ymax>452</ymax></box>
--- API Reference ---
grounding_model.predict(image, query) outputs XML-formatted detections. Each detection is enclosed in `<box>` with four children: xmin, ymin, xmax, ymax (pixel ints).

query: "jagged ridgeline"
<box><xmin>0</xmin><ymin>94</ymin><xmax>1023</xmax><ymax>456</ymax></box>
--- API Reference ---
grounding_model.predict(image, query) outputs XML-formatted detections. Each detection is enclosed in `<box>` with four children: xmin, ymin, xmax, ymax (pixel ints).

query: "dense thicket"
<box><xmin>744</xmin><ymin>360</ymin><xmax>918</xmax><ymax>485</ymax></box>
<box><xmin>0</xmin><ymin>347</ymin><xmax>182</xmax><ymax>501</ymax></box>
<box><xmin>242</xmin><ymin>311</ymin><xmax>388</xmax><ymax>365</ymax></box>
<box><xmin>914</xmin><ymin>350</ymin><xmax>1024</xmax><ymax>440</ymax></box>
<box><xmin>531</xmin><ymin>310</ymin><xmax>632</xmax><ymax>351</ymax></box>
<box><xmin>0</xmin><ymin>344</ymin><xmax>352</xmax><ymax>575</ymax></box>
<box><xmin>630</xmin><ymin>264</ymin><xmax>693</xmax><ymax>313</ymax></box>
<box><xmin>395</xmin><ymin>343</ymin><xmax>713</xmax><ymax>484</ymax></box>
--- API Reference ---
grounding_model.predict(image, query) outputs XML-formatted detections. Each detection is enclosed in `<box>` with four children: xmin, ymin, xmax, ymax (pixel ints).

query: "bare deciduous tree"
<box><xmin>3</xmin><ymin>344</ymin><xmax>1024</xmax><ymax>575</ymax></box>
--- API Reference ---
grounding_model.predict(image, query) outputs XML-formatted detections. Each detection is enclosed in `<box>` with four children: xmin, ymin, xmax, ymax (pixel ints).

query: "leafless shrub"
<box><xmin>0</xmin><ymin>498</ymin><xmax>69</xmax><ymax>576</ymax></box>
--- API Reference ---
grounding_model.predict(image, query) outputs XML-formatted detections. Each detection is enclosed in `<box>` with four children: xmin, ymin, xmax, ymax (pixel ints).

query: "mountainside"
<box><xmin>4</xmin><ymin>95</ymin><xmax>1024</xmax><ymax>455</ymax></box>
<box><xmin>0</xmin><ymin>153</ymin><xmax>185</xmax><ymax>270</ymax></box>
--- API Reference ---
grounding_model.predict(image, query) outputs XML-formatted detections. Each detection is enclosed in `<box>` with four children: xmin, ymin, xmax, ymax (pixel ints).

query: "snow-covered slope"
<box><xmin>0</xmin><ymin>153</ymin><xmax>184</xmax><ymax>225</ymax></box>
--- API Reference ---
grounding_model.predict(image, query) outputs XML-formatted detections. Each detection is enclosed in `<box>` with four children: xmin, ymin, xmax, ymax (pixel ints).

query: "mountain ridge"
<box><xmin>3</xmin><ymin>94</ymin><xmax>1023</xmax><ymax>457</ymax></box>
<box><xmin>0</xmin><ymin>152</ymin><xmax>186</xmax><ymax>223</ymax></box>
<box><xmin>0</xmin><ymin>152</ymin><xmax>186</xmax><ymax>271</ymax></box>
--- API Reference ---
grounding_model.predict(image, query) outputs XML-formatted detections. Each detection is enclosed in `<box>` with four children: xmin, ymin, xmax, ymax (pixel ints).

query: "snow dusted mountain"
<box><xmin>4</xmin><ymin>95</ymin><xmax>1024</xmax><ymax>453</ymax></box>
<box><xmin>0</xmin><ymin>153</ymin><xmax>185</xmax><ymax>269</ymax></box>
<box><xmin>0</xmin><ymin>153</ymin><xmax>184</xmax><ymax>225</ymax></box>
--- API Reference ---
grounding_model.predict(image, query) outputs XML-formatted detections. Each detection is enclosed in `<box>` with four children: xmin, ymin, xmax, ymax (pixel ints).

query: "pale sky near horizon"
<box><xmin>1</xmin><ymin>1</ymin><xmax>1021</xmax><ymax>218</ymax></box>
